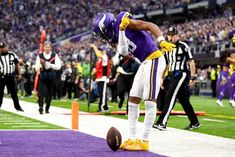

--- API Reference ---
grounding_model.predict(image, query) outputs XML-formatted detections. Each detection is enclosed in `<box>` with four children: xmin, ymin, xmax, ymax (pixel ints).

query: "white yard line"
<box><xmin>11</xmin><ymin>125</ymin><xmax>49</xmax><ymax>128</ymax></box>
<box><xmin>4</xmin><ymin>122</ymin><xmax>41</xmax><ymax>124</ymax></box>
<box><xmin>1</xmin><ymin>98</ymin><xmax>235</xmax><ymax>157</ymax></box>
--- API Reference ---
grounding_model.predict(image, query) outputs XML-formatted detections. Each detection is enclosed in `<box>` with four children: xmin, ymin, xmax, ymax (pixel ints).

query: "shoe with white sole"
<box><xmin>229</xmin><ymin>100</ymin><xmax>235</xmax><ymax>108</ymax></box>
<box><xmin>216</xmin><ymin>100</ymin><xmax>223</xmax><ymax>107</ymax></box>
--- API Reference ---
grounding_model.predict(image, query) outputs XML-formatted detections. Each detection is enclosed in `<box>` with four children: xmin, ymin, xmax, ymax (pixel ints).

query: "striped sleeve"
<box><xmin>180</xmin><ymin>41</ymin><xmax>193</xmax><ymax>60</ymax></box>
<box><xmin>10</xmin><ymin>52</ymin><xmax>19</xmax><ymax>64</ymax></box>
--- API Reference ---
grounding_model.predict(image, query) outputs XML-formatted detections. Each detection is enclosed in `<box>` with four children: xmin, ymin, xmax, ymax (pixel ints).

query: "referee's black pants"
<box><xmin>38</xmin><ymin>78</ymin><xmax>54</xmax><ymax>113</ymax></box>
<box><xmin>0</xmin><ymin>75</ymin><xmax>22</xmax><ymax>110</ymax></box>
<box><xmin>156</xmin><ymin>71</ymin><xmax>199</xmax><ymax>126</ymax></box>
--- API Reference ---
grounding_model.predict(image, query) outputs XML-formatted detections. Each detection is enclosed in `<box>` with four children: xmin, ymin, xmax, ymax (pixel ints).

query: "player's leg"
<box><xmin>120</xmin><ymin>63</ymin><xmax>143</xmax><ymax>149</ymax></box>
<box><xmin>124</xmin><ymin>56</ymin><xmax>166</xmax><ymax>151</ymax></box>
<box><xmin>216</xmin><ymin>71</ymin><xmax>228</xmax><ymax>107</ymax></box>
<box><xmin>230</xmin><ymin>73</ymin><xmax>235</xmax><ymax>107</ymax></box>
<box><xmin>142</xmin><ymin>56</ymin><xmax>166</xmax><ymax>139</ymax></box>
<box><xmin>127</xmin><ymin>64</ymin><xmax>143</xmax><ymax>139</ymax></box>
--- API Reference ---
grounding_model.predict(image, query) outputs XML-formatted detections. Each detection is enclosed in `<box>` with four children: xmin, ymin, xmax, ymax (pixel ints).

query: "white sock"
<box><xmin>142</xmin><ymin>101</ymin><xmax>156</xmax><ymax>141</ymax></box>
<box><xmin>128</xmin><ymin>101</ymin><xmax>139</xmax><ymax>140</ymax></box>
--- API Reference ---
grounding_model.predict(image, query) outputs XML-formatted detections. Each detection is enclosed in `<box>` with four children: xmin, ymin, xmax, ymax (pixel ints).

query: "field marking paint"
<box><xmin>206</xmin><ymin>114</ymin><xmax>235</xmax><ymax>120</ymax></box>
<box><xmin>0</xmin><ymin>120</ymin><xmax>32</xmax><ymax>123</ymax></box>
<box><xmin>11</xmin><ymin>125</ymin><xmax>49</xmax><ymax>128</ymax></box>
<box><xmin>203</xmin><ymin>118</ymin><xmax>225</xmax><ymax>123</ymax></box>
<box><xmin>176</xmin><ymin>115</ymin><xmax>187</xmax><ymax>118</ymax></box>
<box><xmin>4</xmin><ymin>122</ymin><xmax>41</xmax><ymax>125</ymax></box>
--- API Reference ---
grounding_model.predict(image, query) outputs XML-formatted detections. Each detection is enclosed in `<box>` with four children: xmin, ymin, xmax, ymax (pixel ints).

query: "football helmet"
<box><xmin>92</xmin><ymin>13</ymin><xmax>116</xmax><ymax>43</ymax></box>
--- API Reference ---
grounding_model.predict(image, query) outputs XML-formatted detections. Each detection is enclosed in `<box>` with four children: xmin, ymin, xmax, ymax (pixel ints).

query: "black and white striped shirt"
<box><xmin>166</xmin><ymin>41</ymin><xmax>193</xmax><ymax>72</ymax></box>
<box><xmin>0</xmin><ymin>51</ymin><xmax>19</xmax><ymax>74</ymax></box>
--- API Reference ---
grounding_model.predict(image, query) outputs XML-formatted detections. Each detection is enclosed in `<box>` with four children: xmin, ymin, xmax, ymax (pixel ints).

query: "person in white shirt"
<box><xmin>35</xmin><ymin>41</ymin><xmax>61</xmax><ymax>114</ymax></box>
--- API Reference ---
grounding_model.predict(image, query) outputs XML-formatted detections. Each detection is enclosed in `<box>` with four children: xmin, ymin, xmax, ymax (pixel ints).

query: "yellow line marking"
<box><xmin>206</xmin><ymin>114</ymin><xmax>235</xmax><ymax>120</ymax></box>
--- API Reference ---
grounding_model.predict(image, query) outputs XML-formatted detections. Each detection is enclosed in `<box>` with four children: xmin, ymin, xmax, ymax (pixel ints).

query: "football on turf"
<box><xmin>106</xmin><ymin>127</ymin><xmax>122</xmax><ymax>151</ymax></box>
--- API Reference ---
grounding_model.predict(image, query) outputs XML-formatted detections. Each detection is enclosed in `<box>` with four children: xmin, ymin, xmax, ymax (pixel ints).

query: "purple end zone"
<box><xmin>0</xmin><ymin>130</ymin><xmax>166</xmax><ymax>157</ymax></box>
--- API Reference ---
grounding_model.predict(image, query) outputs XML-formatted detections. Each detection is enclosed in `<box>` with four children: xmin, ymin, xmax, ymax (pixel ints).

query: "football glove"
<box><xmin>119</xmin><ymin>17</ymin><xmax>130</xmax><ymax>31</ymax></box>
<box><xmin>159</xmin><ymin>41</ymin><xmax>176</xmax><ymax>52</ymax></box>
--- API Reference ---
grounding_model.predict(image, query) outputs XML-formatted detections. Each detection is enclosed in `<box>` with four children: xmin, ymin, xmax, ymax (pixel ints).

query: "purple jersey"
<box><xmin>113</xmin><ymin>12</ymin><xmax>159</xmax><ymax>62</ymax></box>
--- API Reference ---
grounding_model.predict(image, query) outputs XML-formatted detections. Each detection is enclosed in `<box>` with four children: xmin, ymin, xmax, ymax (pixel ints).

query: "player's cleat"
<box><xmin>216</xmin><ymin>100</ymin><xmax>223</xmax><ymax>107</ymax></box>
<box><xmin>152</xmin><ymin>123</ymin><xmax>167</xmax><ymax>131</ymax></box>
<box><xmin>184</xmin><ymin>123</ymin><xmax>201</xmax><ymax>130</ymax></box>
<box><xmin>120</xmin><ymin>139</ymin><xmax>134</xmax><ymax>149</ymax></box>
<box><xmin>229</xmin><ymin>100</ymin><xmax>235</xmax><ymax>108</ymax></box>
<box><xmin>124</xmin><ymin>139</ymin><xmax>149</xmax><ymax>151</ymax></box>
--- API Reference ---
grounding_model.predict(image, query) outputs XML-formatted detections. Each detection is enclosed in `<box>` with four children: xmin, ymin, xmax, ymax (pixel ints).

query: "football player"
<box><xmin>92</xmin><ymin>12</ymin><xmax>175</xmax><ymax>151</ymax></box>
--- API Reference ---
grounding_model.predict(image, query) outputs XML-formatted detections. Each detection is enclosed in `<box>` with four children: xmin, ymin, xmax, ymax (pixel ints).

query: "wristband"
<box><xmin>157</xmin><ymin>36</ymin><xmax>165</xmax><ymax>43</ymax></box>
<box><xmin>190</xmin><ymin>76</ymin><xmax>197</xmax><ymax>80</ymax></box>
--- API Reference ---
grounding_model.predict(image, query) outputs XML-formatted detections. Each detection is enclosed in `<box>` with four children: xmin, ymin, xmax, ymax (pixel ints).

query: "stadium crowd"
<box><xmin>0</xmin><ymin>0</ymin><xmax>221</xmax><ymax>57</ymax></box>
<box><xmin>0</xmin><ymin>0</ymin><xmax>235</xmax><ymax>107</ymax></box>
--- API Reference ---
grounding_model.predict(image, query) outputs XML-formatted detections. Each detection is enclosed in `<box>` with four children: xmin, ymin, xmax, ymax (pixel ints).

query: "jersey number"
<box><xmin>127</xmin><ymin>39</ymin><xmax>137</xmax><ymax>53</ymax></box>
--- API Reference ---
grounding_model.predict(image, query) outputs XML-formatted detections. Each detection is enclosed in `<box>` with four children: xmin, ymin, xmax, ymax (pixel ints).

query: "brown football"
<box><xmin>106</xmin><ymin>127</ymin><xmax>122</xmax><ymax>151</ymax></box>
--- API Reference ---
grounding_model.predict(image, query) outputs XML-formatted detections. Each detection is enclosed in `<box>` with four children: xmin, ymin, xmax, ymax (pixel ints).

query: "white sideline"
<box><xmin>1</xmin><ymin>98</ymin><xmax>235</xmax><ymax>157</ymax></box>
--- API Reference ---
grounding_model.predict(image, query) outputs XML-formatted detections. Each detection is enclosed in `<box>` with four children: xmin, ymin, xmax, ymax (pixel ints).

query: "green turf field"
<box><xmin>0</xmin><ymin>109</ymin><xmax>65</xmax><ymax>130</ymax></box>
<box><xmin>8</xmin><ymin>95</ymin><xmax>235</xmax><ymax>139</ymax></box>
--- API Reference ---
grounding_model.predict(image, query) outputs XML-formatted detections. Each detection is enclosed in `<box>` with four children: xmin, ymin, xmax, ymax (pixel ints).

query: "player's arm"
<box><xmin>127</xmin><ymin>20</ymin><xmax>162</xmax><ymax>37</ymax></box>
<box><xmin>120</xmin><ymin>16</ymin><xmax>175</xmax><ymax>52</ymax></box>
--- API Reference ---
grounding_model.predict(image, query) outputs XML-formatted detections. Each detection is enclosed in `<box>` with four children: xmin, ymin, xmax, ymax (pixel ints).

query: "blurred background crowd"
<box><xmin>0</xmin><ymin>0</ymin><xmax>235</xmax><ymax>102</ymax></box>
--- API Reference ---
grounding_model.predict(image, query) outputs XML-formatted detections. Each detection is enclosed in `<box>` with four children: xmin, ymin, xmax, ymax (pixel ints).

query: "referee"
<box><xmin>0</xmin><ymin>42</ymin><xmax>24</xmax><ymax>111</ymax></box>
<box><xmin>153</xmin><ymin>27</ymin><xmax>200</xmax><ymax>130</ymax></box>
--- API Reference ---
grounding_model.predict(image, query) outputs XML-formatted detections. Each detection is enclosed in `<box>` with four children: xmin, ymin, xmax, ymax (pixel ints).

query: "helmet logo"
<box><xmin>98</xmin><ymin>14</ymin><xmax>106</xmax><ymax>34</ymax></box>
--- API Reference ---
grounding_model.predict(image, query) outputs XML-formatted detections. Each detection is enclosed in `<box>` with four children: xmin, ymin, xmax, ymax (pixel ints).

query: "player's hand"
<box><xmin>159</xmin><ymin>41</ymin><xmax>176</xmax><ymax>52</ymax></box>
<box><xmin>119</xmin><ymin>17</ymin><xmax>130</xmax><ymax>31</ymax></box>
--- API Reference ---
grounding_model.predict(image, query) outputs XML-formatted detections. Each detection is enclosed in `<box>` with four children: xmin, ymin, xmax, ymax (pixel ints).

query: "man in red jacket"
<box><xmin>90</xmin><ymin>44</ymin><xmax>110</xmax><ymax>112</ymax></box>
